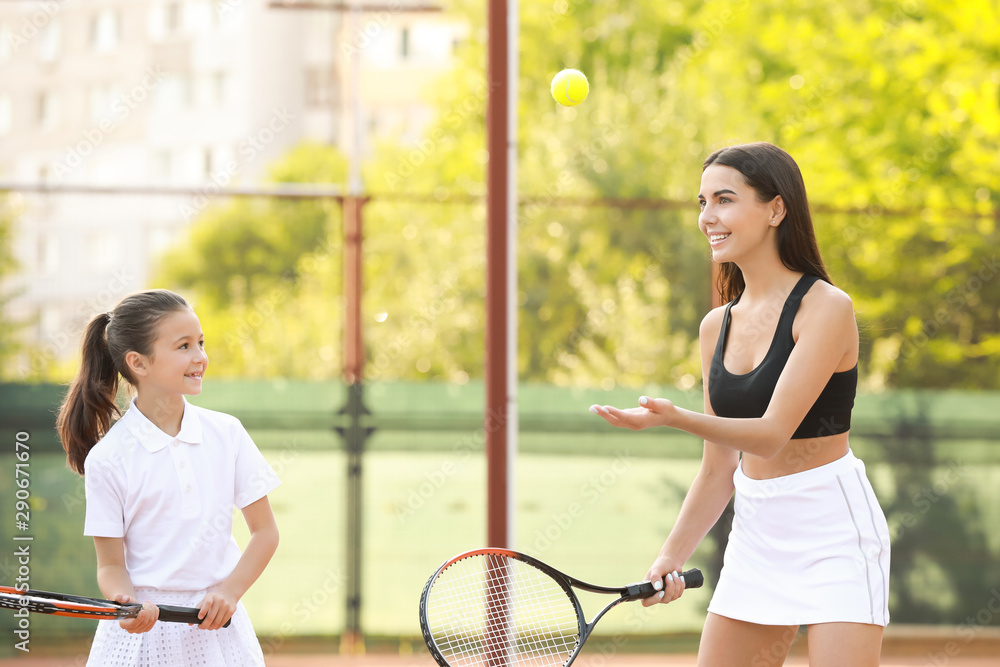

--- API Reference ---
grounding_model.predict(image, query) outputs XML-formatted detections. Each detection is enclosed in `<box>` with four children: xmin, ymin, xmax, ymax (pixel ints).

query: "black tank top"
<box><xmin>708</xmin><ymin>274</ymin><xmax>857</xmax><ymax>440</ymax></box>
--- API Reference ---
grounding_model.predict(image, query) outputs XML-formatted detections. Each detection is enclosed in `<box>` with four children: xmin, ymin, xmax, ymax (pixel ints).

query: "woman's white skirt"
<box><xmin>707</xmin><ymin>449</ymin><xmax>890</xmax><ymax>627</ymax></box>
<box><xmin>87</xmin><ymin>587</ymin><xmax>265</xmax><ymax>667</ymax></box>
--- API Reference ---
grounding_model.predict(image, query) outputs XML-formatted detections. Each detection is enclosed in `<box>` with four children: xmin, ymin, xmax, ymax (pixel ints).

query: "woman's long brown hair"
<box><xmin>703</xmin><ymin>142</ymin><xmax>832</xmax><ymax>303</ymax></box>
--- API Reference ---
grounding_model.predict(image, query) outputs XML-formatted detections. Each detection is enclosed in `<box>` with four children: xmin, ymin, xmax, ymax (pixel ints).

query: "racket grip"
<box><xmin>626</xmin><ymin>568</ymin><xmax>704</xmax><ymax>600</ymax></box>
<box><xmin>156</xmin><ymin>604</ymin><xmax>232</xmax><ymax>628</ymax></box>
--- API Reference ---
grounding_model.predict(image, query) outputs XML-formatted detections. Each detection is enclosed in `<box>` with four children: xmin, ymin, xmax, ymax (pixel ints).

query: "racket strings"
<box><xmin>425</xmin><ymin>553</ymin><xmax>581</xmax><ymax>667</ymax></box>
<box><xmin>0</xmin><ymin>590</ymin><xmax>128</xmax><ymax>619</ymax></box>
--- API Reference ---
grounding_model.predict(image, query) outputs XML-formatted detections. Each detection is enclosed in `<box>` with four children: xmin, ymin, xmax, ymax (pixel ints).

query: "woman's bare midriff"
<box><xmin>740</xmin><ymin>431</ymin><xmax>851</xmax><ymax>480</ymax></box>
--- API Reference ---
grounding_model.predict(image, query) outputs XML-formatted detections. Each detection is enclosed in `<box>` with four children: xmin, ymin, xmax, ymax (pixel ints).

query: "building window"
<box><xmin>88</xmin><ymin>84</ymin><xmax>115</xmax><ymax>124</ymax></box>
<box><xmin>212</xmin><ymin>70</ymin><xmax>229</xmax><ymax>106</ymax></box>
<box><xmin>150</xmin><ymin>2</ymin><xmax>185</xmax><ymax>40</ymax></box>
<box><xmin>91</xmin><ymin>10</ymin><xmax>120</xmax><ymax>53</ymax></box>
<box><xmin>305</xmin><ymin>67</ymin><xmax>334</xmax><ymax>107</ymax></box>
<box><xmin>400</xmin><ymin>27</ymin><xmax>410</xmax><ymax>59</ymax></box>
<box><xmin>0</xmin><ymin>93</ymin><xmax>11</xmax><ymax>136</ymax></box>
<box><xmin>0</xmin><ymin>23</ymin><xmax>12</xmax><ymax>62</ymax></box>
<box><xmin>155</xmin><ymin>74</ymin><xmax>192</xmax><ymax>111</ymax></box>
<box><xmin>37</xmin><ymin>92</ymin><xmax>59</xmax><ymax>130</ymax></box>
<box><xmin>166</xmin><ymin>2</ymin><xmax>183</xmax><ymax>33</ymax></box>
<box><xmin>39</xmin><ymin>306</ymin><xmax>60</xmax><ymax>340</ymax></box>
<box><xmin>38</xmin><ymin>234</ymin><xmax>60</xmax><ymax>274</ymax></box>
<box><xmin>152</xmin><ymin>150</ymin><xmax>173</xmax><ymax>181</ymax></box>
<box><xmin>149</xmin><ymin>227</ymin><xmax>175</xmax><ymax>256</ymax></box>
<box><xmin>189</xmin><ymin>0</ymin><xmax>214</xmax><ymax>31</ymax></box>
<box><xmin>86</xmin><ymin>232</ymin><xmax>123</xmax><ymax>273</ymax></box>
<box><xmin>39</xmin><ymin>20</ymin><xmax>61</xmax><ymax>62</ymax></box>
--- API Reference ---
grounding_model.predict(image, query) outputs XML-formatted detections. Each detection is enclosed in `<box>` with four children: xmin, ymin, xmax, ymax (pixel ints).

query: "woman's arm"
<box><xmin>196</xmin><ymin>496</ymin><xmax>279</xmax><ymax>630</ymax></box>
<box><xmin>93</xmin><ymin>536</ymin><xmax>159</xmax><ymax>633</ymax></box>
<box><xmin>641</xmin><ymin>308</ymin><xmax>739</xmax><ymax>606</ymax></box>
<box><xmin>592</xmin><ymin>287</ymin><xmax>857</xmax><ymax>458</ymax></box>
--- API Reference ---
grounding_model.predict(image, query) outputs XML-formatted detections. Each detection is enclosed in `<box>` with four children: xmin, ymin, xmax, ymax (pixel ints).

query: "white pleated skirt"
<box><xmin>707</xmin><ymin>449</ymin><xmax>891</xmax><ymax>627</ymax></box>
<box><xmin>87</xmin><ymin>587</ymin><xmax>266</xmax><ymax>667</ymax></box>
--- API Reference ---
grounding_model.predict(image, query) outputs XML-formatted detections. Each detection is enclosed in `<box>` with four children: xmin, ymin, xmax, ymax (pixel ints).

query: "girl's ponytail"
<box><xmin>57</xmin><ymin>312</ymin><xmax>121</xmax><ymax>475</ymax></box>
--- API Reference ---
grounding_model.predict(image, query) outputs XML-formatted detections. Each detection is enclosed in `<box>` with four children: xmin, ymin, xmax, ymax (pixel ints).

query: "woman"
<box><xmin>590</xmin><ymin>142</ymin><xmax>889</xmax><ymax>666</ymax></box>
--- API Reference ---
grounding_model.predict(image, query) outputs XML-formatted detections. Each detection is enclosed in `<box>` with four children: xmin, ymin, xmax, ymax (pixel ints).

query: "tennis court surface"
<box><xmin>1</xmin><ymin>626</ymin><xmax>998</xmax><ymax>667</ymax></box>
<box><xmin>1</xmin><ymin>652</ymin><xmax>998</xmax><ymax>666</ymax></box>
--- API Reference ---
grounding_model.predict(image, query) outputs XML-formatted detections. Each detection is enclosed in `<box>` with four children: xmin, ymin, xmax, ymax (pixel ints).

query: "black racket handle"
<box><xmin>624</xmin><ymin>568</ymin><xmax>703</xmax><ymax>601</ymax></box>
<box><xmin>128</xmin><ymin>603</ymin><xmax>232</xmax><ymax>628</ymax></box>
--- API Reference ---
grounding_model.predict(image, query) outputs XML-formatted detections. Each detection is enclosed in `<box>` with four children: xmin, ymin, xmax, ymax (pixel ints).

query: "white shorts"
<box><xmin>87</xmin><ymin>587</ymin><xmax>266</xmax><ymax>667</ymax></box>
<box><xmin>707</xmin><ymin>449</ymin><xmax>891</xmax><ymax>627</ymax></box>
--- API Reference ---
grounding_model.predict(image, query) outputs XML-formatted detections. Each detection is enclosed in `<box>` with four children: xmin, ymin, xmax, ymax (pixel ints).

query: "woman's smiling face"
<box><xmin>698</xmin><ymin>164</ymin><xmax>781</xmax><ymax>263</ymax></box>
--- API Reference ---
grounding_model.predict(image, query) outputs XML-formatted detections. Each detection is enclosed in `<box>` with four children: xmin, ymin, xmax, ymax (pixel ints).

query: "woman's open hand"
<box><xmin>589</xmin><ymin>396</ymin><xmax>676</xmax><ymax>430</ymax></box>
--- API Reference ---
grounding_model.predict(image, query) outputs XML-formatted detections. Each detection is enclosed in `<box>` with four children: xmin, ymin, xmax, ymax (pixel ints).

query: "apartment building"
<box><xmin>0</xmin><ymin>0</ymin><xmax>464</xmax><ymax>374</ymax></box>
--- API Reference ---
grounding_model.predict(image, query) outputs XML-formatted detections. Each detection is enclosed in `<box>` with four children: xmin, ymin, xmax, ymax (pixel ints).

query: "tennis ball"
<box><xmin>551</xmin><ymin>69</ymin><xmax>589</xmax><ymax>107</ymax></box>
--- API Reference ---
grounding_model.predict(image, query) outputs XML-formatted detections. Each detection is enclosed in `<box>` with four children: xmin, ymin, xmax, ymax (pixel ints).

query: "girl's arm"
<box><xmin>93</xmin><ymin>536</ymin><xmax>159</xmax><ymax>633</ymax></box>
<box><xmin>641</xmin><ymin>307</ymin><xmax>739</xmax><ymax>606</ymax></box>
<box><xmin>196</xmin><ymin>496</ymin><xmax>279</xmax><ymax>631</ymax></box>
<box><xmin>592</xmin><ymin>288</ymin><xmax>857</xmax><ymax>459</ymax></box>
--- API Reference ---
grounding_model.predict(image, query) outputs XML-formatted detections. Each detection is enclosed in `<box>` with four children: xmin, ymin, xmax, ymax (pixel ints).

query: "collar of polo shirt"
<box><xmin>123</xmin><ymin>397</ymin><xmax>204</xmax><ymax>452</ymax></box>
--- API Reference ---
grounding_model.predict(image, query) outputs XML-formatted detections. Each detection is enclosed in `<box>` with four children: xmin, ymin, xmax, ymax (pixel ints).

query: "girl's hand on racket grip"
<box><xmin>589</xmin><ymin>397</ymin><xmax>676</xmax><ymax>431</ymax></box>
<box><xmin>197</xmin><ymin>590</ymin><xmax>237</xmax><ymax>630</ymax></box>
<box><xmin>117</xmin><ymin>595</ymin><xmax>158</xmax><ymax>633</ymax></box>
<box><xmin>642</xmin><ymin>557</ymin><xmax>687</xmax><ymax>607</ymax></box>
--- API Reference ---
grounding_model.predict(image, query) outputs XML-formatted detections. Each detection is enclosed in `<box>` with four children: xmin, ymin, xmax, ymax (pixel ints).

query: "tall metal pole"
<box><xmin>486</xmin><ymin>0</ymin><xmax>516</xmax><ymax>549</ymax></box>
<box><xmin>504</xmin><ymin>0</ymin><xmax>518</xmax><ymax>549</ymax></box>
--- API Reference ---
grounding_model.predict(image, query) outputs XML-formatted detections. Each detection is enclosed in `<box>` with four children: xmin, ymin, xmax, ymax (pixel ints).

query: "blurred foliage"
<box><xmin>158</xmin><ymin>0</ymin><xmax>999</xmax><ymax>388</ymax></box>
<box><xmin>0</xmin><ymin>196</ymin><xmax>25</xmax><ymax>376</ymax></box>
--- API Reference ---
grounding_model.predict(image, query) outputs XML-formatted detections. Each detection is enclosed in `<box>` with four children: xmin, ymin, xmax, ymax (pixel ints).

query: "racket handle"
<box><xmin>625</xmin><ymin>568</ymin><xmax>704</xmax><ymax>600</ymax></box>
<box><xmin>155</xmin><ymin>604</ymin><xmax>232</xmax><ymax>628</ymax></box>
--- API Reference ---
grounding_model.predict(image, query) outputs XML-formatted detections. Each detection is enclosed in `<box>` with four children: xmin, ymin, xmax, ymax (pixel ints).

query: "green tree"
<box><xmin>0</xmin><ymin>196</ymin><xmax>24</xmax><ymax>378</ymax></box>
<box><xmin>153</xmin><ymin>145</ymin><xmax>347</xmax><ymax>378</ymax></box>
<box><xmin>157</xmin><ymin>144</ymin><xmax>349</xmax><ymax>311</ymax></box>
<box><xmin>158</xmin><ymin>0</ymin><xmax>1000</xmax><ymax>389</ymax></box>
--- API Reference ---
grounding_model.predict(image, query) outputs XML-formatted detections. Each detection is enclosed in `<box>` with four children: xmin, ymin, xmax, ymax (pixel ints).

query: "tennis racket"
<box><xmin>0</xmin><ymin>586</ymin><xmax>230</xmax><ymax>627</ymax></box>
<box><xmin>419</xmin><ymin>548</ymin><xmax>703</xmax><ymax>667</ymax></box>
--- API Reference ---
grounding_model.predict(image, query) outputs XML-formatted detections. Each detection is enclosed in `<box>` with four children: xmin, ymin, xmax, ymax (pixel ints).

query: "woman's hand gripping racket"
<box><xmin>0</xmin><ymin>586</ymin><xmax>230</xmax><ymax>627</ymax></box>
<box><xmin>419</xmin><ymin>549</ymin><xmax>703</xmax><ymax>667</ymax></box>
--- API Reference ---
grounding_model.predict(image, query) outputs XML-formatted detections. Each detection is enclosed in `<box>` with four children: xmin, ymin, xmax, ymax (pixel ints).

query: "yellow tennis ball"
<box><xmin>551</xmin><ymin>69</ymin><xmax>589</xmax><ymax>107</ymax></box>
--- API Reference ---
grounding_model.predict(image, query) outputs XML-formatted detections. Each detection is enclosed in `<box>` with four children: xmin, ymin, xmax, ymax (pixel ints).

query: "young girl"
<box><xmin>57</xmin><ymin>289</ymin><xmax>280</xmax><ymax>666</ymax></box>
<box><xmin>590</xmin><ymin>143</ymin><xmax>890</xmax><ymax>666</ymax></box>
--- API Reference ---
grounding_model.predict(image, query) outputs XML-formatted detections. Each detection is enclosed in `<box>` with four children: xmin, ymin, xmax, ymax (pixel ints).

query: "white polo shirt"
<box><xmin>84</xmin><ymin>397</ymin><xmax>280</xmax><ymax>591</ymax></box>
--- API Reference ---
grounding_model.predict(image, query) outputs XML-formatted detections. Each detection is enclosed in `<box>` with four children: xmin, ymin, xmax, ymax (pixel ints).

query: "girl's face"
<box><xmin>697</xmin><ymin>164</ymin><xmax>780</xmax><ymax>263</ymax></box>
<box><xmin>137</xmin><ymin>308</ymin><xmax>208</xmax><ymax>397</ymax></box>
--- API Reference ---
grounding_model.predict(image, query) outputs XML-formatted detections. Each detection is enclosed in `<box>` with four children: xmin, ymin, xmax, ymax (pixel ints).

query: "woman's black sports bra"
<box><xmin>707</xmin><ymin>274</ymin><xmax>857</xmax><ymax>440</ymax></box>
